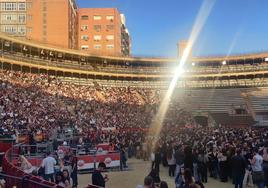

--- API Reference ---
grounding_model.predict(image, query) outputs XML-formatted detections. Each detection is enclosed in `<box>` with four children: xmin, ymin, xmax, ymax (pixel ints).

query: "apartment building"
<box><xmin>0</xmin><ymin>1</ymin><xmax>131</xmax><ymax>55</ymax></box>
<box><xmin>0</xmin><ymin>0</ymin><xmax>78</xmax><ymax>49</ymax></box>
<box><xmin>78</xmin><ymin>8</ymin><xmax>131</xmax><ymax>56</ymax></box>
<box><xmin>0</xmin><ymin>0</ymin><xmax>27</xmax><ymax>37</ymax></box>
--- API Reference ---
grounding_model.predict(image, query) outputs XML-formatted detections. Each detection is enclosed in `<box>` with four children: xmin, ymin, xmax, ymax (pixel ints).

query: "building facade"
<box><xmin>120</xmin><ymin>14</ymin><xmax>131</xmax><ymax>56</ymax></box>
<box><xmin>0</xmin><ymin>0</ymin><xmax>27</xmax><ymax>37</ymax></box>
<box><xmin>78</xmin><ymin>8</ymin><xmax>131</xmax><ymax>56</ymax></box>
<box><xmin>0</xmin><ymin>0</ymin><xmax>78</xmax><ymax>49</ymax></box>
<box><xmin>0</xmin><ymin>1</ymin><xmax>130</xmax><ymax>55</ymax></box>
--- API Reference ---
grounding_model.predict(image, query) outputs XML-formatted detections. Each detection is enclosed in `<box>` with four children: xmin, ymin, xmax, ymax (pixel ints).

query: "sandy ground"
<box><xmin>78</xmin><ymin>158</ymin><xmax>233</xmax><ymax>188</ymax></box>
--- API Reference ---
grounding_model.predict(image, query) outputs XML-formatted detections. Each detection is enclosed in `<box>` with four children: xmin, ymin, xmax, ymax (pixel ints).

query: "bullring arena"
<box><xmin>1</xmin><ymin>30</ymin><xmax>268</xmax><ymax>188</ymax></box>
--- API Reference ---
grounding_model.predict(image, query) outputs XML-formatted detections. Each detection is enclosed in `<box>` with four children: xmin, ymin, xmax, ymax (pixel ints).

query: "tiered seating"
<box><xmin>210</xmin><ymin>113</ymin><xmax>256</xmax><ymax>127</ymax></box>
<box><xmin>245</xmin><ymin>87</ymin><xmax>268</xmax><ymax>113</ymax></box>
<box><xmin>172</xmin><ymin>89</ymin><xmax>245</xmax><ymax>113</ymax></box>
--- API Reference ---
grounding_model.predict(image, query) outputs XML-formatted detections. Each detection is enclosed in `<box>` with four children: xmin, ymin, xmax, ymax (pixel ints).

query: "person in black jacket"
<box><xmin>175</xmin><ymin>145</ymin><xmax>185</xmax><ymax>177</ymax></box>
<box><xmin>231</xmin><ymin>149</ymin><xmax>246</xmax><ymax>188</ymax></box>
<box><xmin>153</xmin><ymin>148</ymin><xmax>162</xmax><ymax>174</ymax></box>
<box><xmin>184</xmin><ymin>146</ymin><xmax>193</xmax><ymax>173</ymax></box>
<box><xmin>92</xmin><ymin>162</ymin><xmax>108</xmax><ymax>188</ymax></box>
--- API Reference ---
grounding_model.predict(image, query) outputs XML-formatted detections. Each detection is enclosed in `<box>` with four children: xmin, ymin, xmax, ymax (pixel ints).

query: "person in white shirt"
<box><xmin>41</xmin><ymin>151</ymin><xmax>56</xmax><ymax>182</ymax></box>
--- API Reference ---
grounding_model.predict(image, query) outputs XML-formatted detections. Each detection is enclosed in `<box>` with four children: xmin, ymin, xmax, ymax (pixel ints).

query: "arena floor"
<box><xmin>78</xmin><ymin>158</ymin><xmax>232</xmax><ymax>188</ymax></box>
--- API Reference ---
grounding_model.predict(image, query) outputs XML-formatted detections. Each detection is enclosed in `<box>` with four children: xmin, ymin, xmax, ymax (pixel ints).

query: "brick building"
<box><xmin>0</xmin><ymin>0</ymin><xmax>78</xmax><ymax>49</ymax></box>
<box><xmin>0</xmin><ymin>1</ymin><xmax>130</xmax><ymax>55</ymax></box>
<box><xmin>78</xmin><ymin>8</ymin><xmax>131</xmax><ymax>56</ymax></box>
<box><xmin>0</xmin><ymin>0</ymin><xmax>27</xmax><ymax>37</ymax></box>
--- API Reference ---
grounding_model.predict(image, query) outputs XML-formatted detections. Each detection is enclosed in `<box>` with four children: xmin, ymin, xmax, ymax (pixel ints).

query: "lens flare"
<box><xmin>149</xmin><ymin>0</ymin><xmax>217</xmax><ymax>150</ymax></box>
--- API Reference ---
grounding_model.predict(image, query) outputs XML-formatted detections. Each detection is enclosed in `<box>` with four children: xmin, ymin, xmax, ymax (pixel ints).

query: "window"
<box><xmin>94</xmin><ymin>44</ymin><xmax>101</xmax><ymax>49</ymax></box>
<box><xmin>18</xmin><ymin>26</ymin><xmax>26</xmax><ymax>35</ymax></box>
<box><xmin>18</xmin><ymin>14</ymin><xmax>26</xmax><ymax>24</ymax></box>
<box><xmin>81</xmin><ymin>35</ymin><xmax>89</xmax><ymax>40</ymax></box>
<box><xmin>26</xmin><ymin>2</ymin><xmax>32</xmax><ymax>10</ymax></box>
<box><xmin>81</xmin><ymin>15</ymin><xmax>88</xmax><ymax>20</ymax></box>
<box><xmin>2</xmin><ymin>3</ymin><xmax>17</xmax><ymax>11</ymax></box>
<box><xmin>107</xmin><ymin>44</ymin><xmax>114</xmax><ymax>49</ymax></box>
<box><xmin>94</xmin><ymin>25</ymin><xmax>101</xmax><ymax>32</ymax></box>
<box><xmin>1</xmin><ymin>14</ymin><xmax>17</xmax><ymax>23</ymax></box>
<box><xmin>81</xmin><ymin>45</ymin><xmax>89</xmax><ymax>50</ymax></box>
<box><xmin>93</xmin><ymin>15</ymin><xmax>101</xmax><ymax>20</ymax></box>
<box><xmin>106</xmin><ymin>15</ymin><xmax>114</xmax><ymax>21</ymax></box>
<box><xmin>106</xmin><ymin>35</ymin><xmax>114</xmax><ymax>40</ymax></box>
<box><xmin>18</xmin><ymin>2</ymin><xmax>26</xmax><ymax>11</ymax></box>
<box><xmin>27</xmin><ymin>27</ymin><xmax>32</xmax><ymax>33</ymax></box>
<box><xmin>93</xmin><ymin>35</ymin><xmax>101</xmax><ymax>41</ymax></box>
<box><xmin>27</xmin><ymin>14</ymin><xmax>32</xmax><ymax>21</ymax></box>
<box><xmin>106</xmin><ymin>25</ymin><xmax>114</xmax><ymax>30</ymax></box>
<box><xmin>81</xmin><ymin>25</ymin><xmax>88</xmax><ymax>30</ymax></box>
<box><xmin>3</xmin><ymin>25</ymin><xmax>17</xmax><ymax>33</ymax></box>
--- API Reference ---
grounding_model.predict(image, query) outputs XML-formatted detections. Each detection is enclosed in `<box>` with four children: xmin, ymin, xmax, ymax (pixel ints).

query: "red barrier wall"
<box><xmin>2</xmin><ymin>147</ymin><xmax>101</xmax><ymax>188</ymax></box>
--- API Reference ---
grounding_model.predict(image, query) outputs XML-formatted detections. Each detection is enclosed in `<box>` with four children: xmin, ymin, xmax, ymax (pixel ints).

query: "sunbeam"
<box><xmin>149</xmin><ymin>0</ymin><xmax>217</xmax><ymax>150</ymax></box>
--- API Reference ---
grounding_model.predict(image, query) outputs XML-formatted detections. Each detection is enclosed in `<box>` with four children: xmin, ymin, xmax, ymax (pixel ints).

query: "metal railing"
<box><xmin>1</xmin><ymin>145</ymin><xmax>100</xmax><ymax>188</ymax></box>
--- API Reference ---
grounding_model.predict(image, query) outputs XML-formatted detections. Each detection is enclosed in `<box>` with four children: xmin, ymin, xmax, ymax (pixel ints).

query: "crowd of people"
<box><xmin>0</xmin><ymin>69</ymin><xmax>193</xmax><ymax>187</ymax></box>
<box><xmin>16</xmin><ymin>149</ymin><xmax>78</xmax><ymax>188</ymax></box>
<box><xmin>136</xmin><ymin>127</ymin><xmax>268</xmax><ymax>188</ymax></box>
<box><xmin>0</xmin><ymin>69</ymin><xmax>193</xmax><ymax>146</ymax></box>
<box><xmin>1</xmin><ymin>69</ymin><xmax>268</xmax><ymax>188</ymax></box>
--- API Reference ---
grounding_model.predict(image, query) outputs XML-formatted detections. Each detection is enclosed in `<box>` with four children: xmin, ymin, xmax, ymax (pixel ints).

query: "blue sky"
<box><xmin>77</xmin><ymin>0</ymin><xmax>268</xmax><ymax>57</ymax></box>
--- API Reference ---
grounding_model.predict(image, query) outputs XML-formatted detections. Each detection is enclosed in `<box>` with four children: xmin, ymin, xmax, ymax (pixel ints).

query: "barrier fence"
<box><xmin>1</xmin><ymin>146</ymin><xmax>101</xmax><ymax>188</ymax></box>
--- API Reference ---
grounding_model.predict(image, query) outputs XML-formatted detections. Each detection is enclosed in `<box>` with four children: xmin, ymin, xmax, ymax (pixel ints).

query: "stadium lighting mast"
<box><xmin>149</xmin><ymin>0</ymin><xmax>217</xmax><ymax>150</ymax></box>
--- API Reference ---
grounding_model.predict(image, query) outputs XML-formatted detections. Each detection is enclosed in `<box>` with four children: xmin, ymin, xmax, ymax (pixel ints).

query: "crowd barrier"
<box><xmin>2</xmin><ymin>146</ymin><xmax>101</xmax><ymax>188</ymax></box>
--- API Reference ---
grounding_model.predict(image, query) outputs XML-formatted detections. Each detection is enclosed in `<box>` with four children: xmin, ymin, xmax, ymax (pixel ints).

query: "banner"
<box><xmin>77</xmin><ymin>152</ymin><xmax>120</xmax><ymax>170</ymax></box>
<box><xmin>25</xmin><ymin>152</ymin><xmax>120</xmax><ymax>171</ymax></box>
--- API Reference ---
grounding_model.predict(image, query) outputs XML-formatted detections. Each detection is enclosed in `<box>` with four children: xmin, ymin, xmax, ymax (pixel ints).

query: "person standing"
<box><xmin>262</xmin><ymin>147</ymin><xmax>268</xmax><ymax>187</ymax></box>
<box><xmin>41</xmin><ymin>151</ymin><xmax>56</xmax><ymax>182</ymax></box>
<box><xmin>175</xmin><ymin>145</ymin><xmax>185</xmax><ymax>178</ymax></box>
<box><xmin>231</xmin><ymin>149</ymin><xmax>246</xmax><ymax>188</ymax></box>
<box><xmin>167</xmin><ymin>147</ymin><xmax>176</xmax><ymax>177</ymax></box>
<box><xmin>198</xmin><ymin>150</ymin><xmax>208</xmax><ymax>183</ymax></box>
<box><xmin>154</xmin><ymin>148</ymin><xmax>162</xmax><ymax>174</ymax></box>
<box><xmin>184</xmin><ymin>146</ymin><xmax>193</xmax><ymax>173</ymax></box>
<box><xmin>218</xmin><ymin>149</ymin><xmax>228</xmax><ymax>182</ymax></box>
<box><xmin>250</xmin><ymin>148</ymin><xmax>265</xmax><ymax>188</ymax></box>
<box><xmin>71</xmin><ymin>154</ymin><xmax>78</xmax><ymax>188</ymax></box>
<box><xmin>120</xmin><ymin>146</ymin><xmax>127</xmax><ymax>170</ymax></box>
<box><xmin>92</xmin><ymin>162</ymin><xmax>108</xmax><ymax>188</ymax></box>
